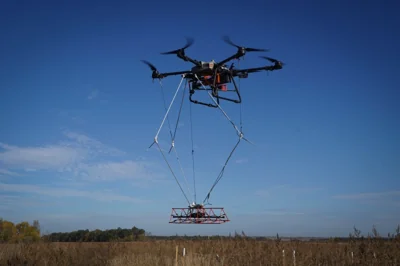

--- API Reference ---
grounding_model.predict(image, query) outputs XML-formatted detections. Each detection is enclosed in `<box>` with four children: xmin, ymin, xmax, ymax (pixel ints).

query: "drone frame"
<box><xmin>187</xmin><ymin>70</ymin><xmax>242</xmax><ymax>108</ymax></box>
<box><xmin>169</xmin><ymin>206</ymin><xmax>230</xmax><ymax>224</ymax></box>
<box><xmin>142</xmin><ymin>36</ymin><xmax>284</xmax><ymax>108</ymax></box>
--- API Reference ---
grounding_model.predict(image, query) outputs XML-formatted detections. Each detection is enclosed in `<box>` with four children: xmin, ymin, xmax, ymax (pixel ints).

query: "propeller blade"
<box><xmin>161</xmin><ymin>50</ymin><xmax>180</xmax><ymax>55</ymax></box>
<box><xmin>260</xmin><ymin>56</ymin><xmax>285</xmax><ymax>65</ymax></box>
<box><xmin>141</xmin><ymin>60</ymin><xmax>158</xmax><ymax>72</ymax></box>
<box><xmin>222</xmin><ymin>36</ymin><xmax>269</xmax><ymax>52</ymax></box>
<box><xmin>161</xmin><ymin>37</ymin><xmax>194</xmax><ymax>55</ymax></box>
<box><xmin>222</xmin><ymin>36</ymin><xmax>240</xmax><ymax>49</ymax></box>
<box><xmin>246</xmin><ymin>47</ymin><xmax>269</xmax><ymax>52</ymax></box>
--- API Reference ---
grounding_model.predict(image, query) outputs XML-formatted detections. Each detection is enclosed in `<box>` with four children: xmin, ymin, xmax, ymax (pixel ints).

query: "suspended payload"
<box><xmin>142</xmin><ymin>36</ymin><xmax>284</xmax><ymax>224</ymax></box>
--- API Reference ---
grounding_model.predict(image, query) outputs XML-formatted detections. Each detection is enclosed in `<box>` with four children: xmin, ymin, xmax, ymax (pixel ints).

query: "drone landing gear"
<box><xmin>169</xmin><ymin>207</ymin><xmax>230</xmax><ymax>224</ymax></box>
<box><xmin>189</xmin><ymin>73</ymin><xmax>242</xmax><ymax>108</ymax></box>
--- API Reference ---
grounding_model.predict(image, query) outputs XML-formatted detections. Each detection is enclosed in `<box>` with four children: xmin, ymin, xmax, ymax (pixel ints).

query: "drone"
<box><xmin>144</xmin><ymin>37</ymin><xmax>285</xmax><ymax>224</ymax></box>
<box><xmin>141</xmin><ymin>36</ymin><xmax>285</xmax><ymax>108</ymax></box>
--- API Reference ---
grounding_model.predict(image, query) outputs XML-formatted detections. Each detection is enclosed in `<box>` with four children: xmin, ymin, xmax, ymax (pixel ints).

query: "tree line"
<box><xmin>2</xmin><ymin>217</ymin><xmax>399</xmax><ymax>243</ymax></box>
<box><xmin>43</xmin><ymin>226</ymin><xmax>146</xmax><ymax>242</ymax></box>
<box><xmin>0</xmin><ymin>218</ymin><xmax>146</xmax><ymax>243</ymax></box>
<box><xmin>0</xmin><ymin>218</ymin><xmax>41</xmax><ymax>243</ymax></box>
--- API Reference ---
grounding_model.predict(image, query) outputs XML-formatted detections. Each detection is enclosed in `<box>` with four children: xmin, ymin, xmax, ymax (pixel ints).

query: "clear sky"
<box><xmin>1</xmin><ymin>0</ymin><xmax>399</xmax><ymax>237</ymax></box>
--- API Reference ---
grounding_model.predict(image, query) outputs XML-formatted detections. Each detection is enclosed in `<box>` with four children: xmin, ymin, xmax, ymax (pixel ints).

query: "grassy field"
<box><xmin>1</xmin><ymin>237</ymin><xmax>399</xmax><ymax>265</ymax></box>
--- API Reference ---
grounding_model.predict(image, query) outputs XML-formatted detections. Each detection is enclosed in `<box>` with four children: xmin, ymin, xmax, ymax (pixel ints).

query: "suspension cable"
<box><xmin>168</xmin><ymin>81</ymin><xmax>194</xmax><ymax>201</ymax></box>
<box><xmin>153</xmin><ymin>76</ymin><xmax>185</xmax><ymax>142</ymax></box>
<box><xmin>203</xmin><ymin>61</ymin><xmax>246</xmax><ymax>203</ymax></box>
<box><xmin>169</xmin><ymin>79</ymin><xmax>187</xmax><ymax>152</ymax></box>
<box><xmin>203</xmin><ymin>137</ymin><xmax>241</xmax><ymax>204</ymax></box>
<box><xmin>189</xmin><ymin>81</ymin><xmax>197</xmax><ymax>204</ymax></box>
<box><xmin>155</xmin><ymin>141</ymin><xmax>191</xmax><ymax>205</ymax></box>
<box><xmin>194</xmin><ymin>74</ymin><xmax>243</xmax><ymax>138</ymax></box>
<box><xmin>150</xmin><ymin>75</ymin><xmax>191</xmax><ymax>205</ymax></box>
<box><xmin>237</xmin><ymin>59</ymin><xmax>243</xmax><ymax>131</ymax></box>
<box><xmin>158</xmin><ymin>80</ymin><xmax>174</xmax><ymax>141</ymax></box>
<box><xmin>194</xmin><ymin>74</ymin><xmax>245</xmax><ymax>204</ymax></box>
<box><xmin>151</xmin><ymin>72</ymin><xmax>248</xmax><ymax>206</ymax></box>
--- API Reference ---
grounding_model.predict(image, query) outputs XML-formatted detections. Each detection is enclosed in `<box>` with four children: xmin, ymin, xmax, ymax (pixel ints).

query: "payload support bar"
<box><xmin>169</xmin><ymin>207</ymin><xmax>230</xmax><ymax>224</ymax></box>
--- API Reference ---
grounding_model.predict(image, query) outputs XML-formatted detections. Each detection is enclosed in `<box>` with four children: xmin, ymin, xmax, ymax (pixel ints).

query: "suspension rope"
<box><xmin>168</xmin><ymin>81</ymin><xmax>194</xmax><ymax>201</ymax></box>
<box><xmin>157</xmin><ymin>80</ymin><xmax>174</xmax><ymax>141</ymax></box>
<box><xmin>194</xmin><ymin>74</ymin><xmax>243</xmax><ymax>138</ymax></box>
<box><xmin>188</xmin><ymin>82</ymin><xmax>197</xmax><ymax>204</ymax></box>
<box><xmin>203</xmin><ymin>137</ymin><xmax>242</xmax><ymax>204</ymax></box>
<box><xmin>153</xmin><ymin>76</ymin><xmax>185</xmax><ymax>142</ymax></box>
<box><xmin>155</xmin><ymin>141</ymin><xmax>191</xmax><ymax>205</ymax></box>
<box><xmin>194</xmin><ymin>74</ymin><xmax>245</xmax><ymax>205</ymax></box>
<box><xmin>169</xmin><ymin>80</ymin><xmax>187</xmax><ymax>153</ymax></box>
<box><xmin>237</xmin><ymin>59</ymin><xmax>243</xmax><ymax>131</ymax></box>
<box><xmin>151</xmin><ymin>72</ymin><xmax>249</xmax><ymax>206</ymax></box>
<box><xmin>150</xmin><ymin>75</ymin><xmax>191</xmax><ymax>205</ymax></box>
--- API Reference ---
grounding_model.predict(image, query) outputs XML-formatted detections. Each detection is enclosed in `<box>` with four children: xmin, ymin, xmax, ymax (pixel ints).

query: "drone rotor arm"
<box><xmin>231</xmin><ymin>67</ymin><xmax>268</xmax><ymax>76</ymax></box>
<box><xmin>156</xmin><ymin>70</ymin><xmax>192</xmax><ymax>79</ymax></box>
<box><xmin>160</xmin><ymin>37</ymin><xmax>201</xmax><ymax>67</ymax></box>
<box><xmin>163</xmin><ymin>52</ymin><xmax>200</xmax><ymax>67</ymax></box>
<box><xmin>231</xmin><ymin>65</ymin><xmax>280</xmax><ymax>78</ymax></box>
<box><xmin>178</xmin><ymin>54</ymin><xmax>201</xmax><ymax>67</ymax></box>
<box><xmin>231</xmin><ymin>56</ymin><xmax>285</xmax><ymax>77</ymax></box>
<box><xmin>222</xmin><ymin>36</ymin><xmax>269</xmax><ymax>53</ymax></box>
<box><xmin>161</xmin><ymin>50</ymin><xmax>200</xmax><ymax>67</ymax></box>
<box><xmin>141</xmin><ymin>60</ymin><xmax>191</xmax><ymax>79</ymax></box>
<box><xmin>259</xmin><ymin>56</ymin><xmax>285</xmax><ymax>68</ymax></box>
<box><xmin>216</xmin><ymin>36</ymin><xmax>269</xmax><ymax>67</ymax></box>
<box><xmin>216</xmin><ymin>52</ymin><xmax>245</xmax><ymax>68</ymax></box>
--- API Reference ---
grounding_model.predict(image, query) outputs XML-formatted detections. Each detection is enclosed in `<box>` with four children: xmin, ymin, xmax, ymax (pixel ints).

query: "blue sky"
<box><xmin>1</xmin><ymin>0</ymin><xmax>399</xmax><ymax>237</ymax></box>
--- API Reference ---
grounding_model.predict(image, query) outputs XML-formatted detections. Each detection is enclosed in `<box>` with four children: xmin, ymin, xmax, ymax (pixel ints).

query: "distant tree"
<box><xmin>42</xmin><ymin>225</ymin><xmax>146</xmax><ymax>242</ymax></box>
<box><xmin>349</xmin><ymin>225</ymin><xmax>362</xmax><ymax>238</ymax></box>
<box><xmin>0</xmin><ymin>219</ymin><xmax>16</xmax><ymax>242</ymax></box>
<box><xmin>372</xmin><ymin>225</ymin><xmax>380</xmax><ymax>238</ymax></box>
<box><xmin>275</xmin><ymin>233</ymin><xmax>282</xmax><ymax>249</ymax></box>
<box><xmin>0</xmin><ymin>218</ymin><xmax>40</xmax><ymax>243</ymax></box>
<box><xmin>33</xmin><ymin>220</ymin><xmax>40</xmax><ymax>235</ymax></box>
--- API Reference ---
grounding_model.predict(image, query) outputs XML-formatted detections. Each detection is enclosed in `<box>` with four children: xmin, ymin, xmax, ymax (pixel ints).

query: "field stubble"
<box><xmin>1</xmin><ymin>238</ymin><xmax>399</xmax><ymax>266</ymax></box>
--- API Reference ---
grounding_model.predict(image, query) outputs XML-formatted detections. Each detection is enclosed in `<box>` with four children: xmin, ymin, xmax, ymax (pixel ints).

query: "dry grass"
<box><xmin>1</xmin><ymin>238</ymin><xmax>399</xmax><ymax>265</ymax></box>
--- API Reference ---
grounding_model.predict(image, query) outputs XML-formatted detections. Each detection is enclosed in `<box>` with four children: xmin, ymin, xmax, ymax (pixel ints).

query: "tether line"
<box><xmin>150</xmin><ymin>75</ymin><xmax>191</xmax><ymax>205</ymax></box>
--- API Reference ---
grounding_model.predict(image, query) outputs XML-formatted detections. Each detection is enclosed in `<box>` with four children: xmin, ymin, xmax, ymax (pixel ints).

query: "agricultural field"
<box><xmin>1</xmin><ymin>237</ymin><xmax>399</xmax><ymax>265</ymax></box>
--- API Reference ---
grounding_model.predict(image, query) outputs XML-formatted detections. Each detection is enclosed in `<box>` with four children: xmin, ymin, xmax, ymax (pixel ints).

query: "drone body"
<box><xmin>142</xmin><ymin>36</ymin><xmax>284</xmax><ymax>107</ymax></box>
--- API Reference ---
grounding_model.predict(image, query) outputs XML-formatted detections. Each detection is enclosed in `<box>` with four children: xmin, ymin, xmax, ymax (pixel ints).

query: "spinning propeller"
<box><xmin>260</xmin><ymin>56</ymin><xmax>285</xmax><ymax>65</ymax></box>
<box><xmin>141</xmin><ymin>37</ymin><xmax>285</xmax><ymax>82</ymax></box>
<box><xmin>260</xmin><ymin>56</ymin><xmax>285</xmax><ymax>68</ymax></box>
<box><xmin>141</xmin><ymin>60</ymin><xmax>160</xmax><ymax>79</ymax></box>
<box><xmin>160</xmin><ymin>37</ymin><xmax>199</xmax><ymax>65</ymax></box>
<box><xmin>161</xmin><ymin>37</ymin><xmax>194</xmax><ymax>56</ymax></box>
<box><xmin>223</xmin><ymin>36</ymin><xmax>269</xmax><ymax>53</ymax></box>
<box><xmin>141</xmin><ymin>60</ymin><xmax>157</xmax><ymax>72</ymax></box>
